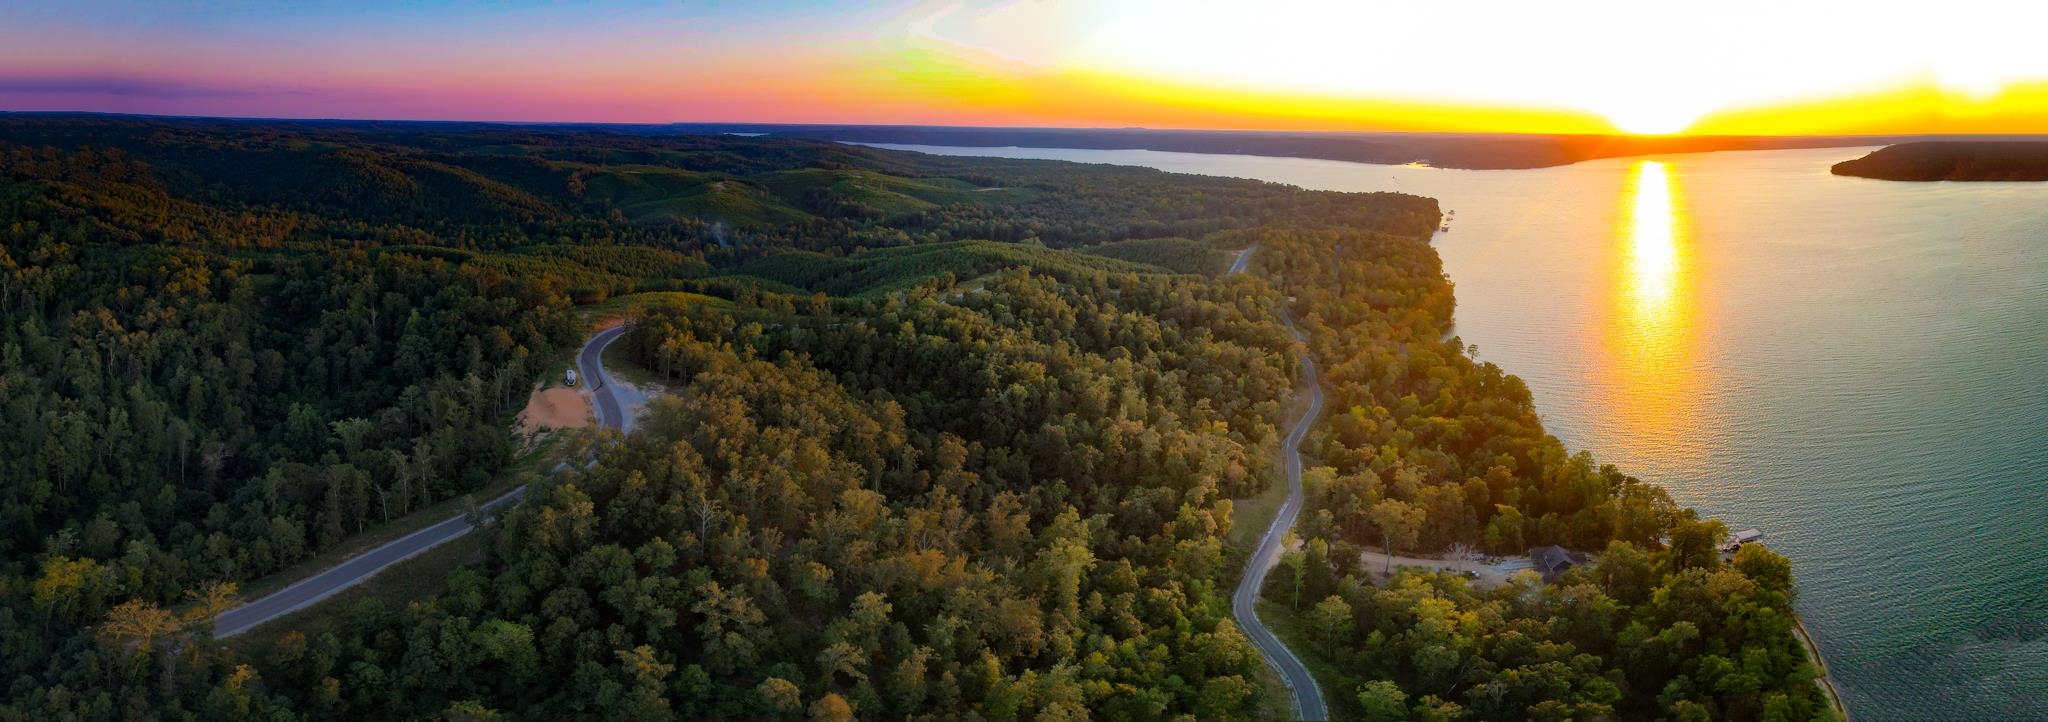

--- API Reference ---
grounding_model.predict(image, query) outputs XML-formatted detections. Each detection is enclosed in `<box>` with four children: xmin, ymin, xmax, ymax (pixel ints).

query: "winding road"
<box><xmin>578</xmin><ymin>324</ymin><xmax>634</xmax><ymax>434</ymax></box>
<box><xmin>1227</xmin><ymin>247</ymin><xmax>1331</xmax><ymax>721</ymax></box>
<box><xmin>213</xmin><ymin>326</ymin><xmax>634</xmax><ymax>638</ymax></box>
<box><xmin>219</xmin><ymin>265</ymin><xmax>1334</xmax><ymax>712</ymax></box>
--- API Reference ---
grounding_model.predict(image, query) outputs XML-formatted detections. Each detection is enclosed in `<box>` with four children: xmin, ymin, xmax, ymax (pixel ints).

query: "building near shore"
<box><xmin>1721</xmin><ymin>528</ymin><xmax>1764</xmax><ymax>553</ymax></box>
<box><xmin>1530</xmin><ymin>545</ymin><xmax>1589</xmax><ymax>581</ymax></box>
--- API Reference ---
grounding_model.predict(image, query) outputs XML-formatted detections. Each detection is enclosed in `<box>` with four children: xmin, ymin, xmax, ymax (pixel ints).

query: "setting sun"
<box><xmin>1603</xmin><ymin>104</ymin><xmax>1703</xmax><ymax>136</ymax></box>
<box><xmin>8</xmin><ymin>0</ymin><xmax>2048</xmax><ymax>133</ymax></box>
<box><xmin>13</xmin><ymin>0</ymin><xmax>2048</xmax><ymax>720</ymax></box>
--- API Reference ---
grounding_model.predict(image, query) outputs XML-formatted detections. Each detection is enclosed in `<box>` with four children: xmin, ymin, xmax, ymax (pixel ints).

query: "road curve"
<box><xmin>578</xmin><ymin>324</ymin><xmax>633</xmax><ymax>434</ymax></box>
<box><xmin>1228</xmin><ymin>248</ymin><xmax>1331</xmax><ymax>721</ymax></box>
<box><xmin>214</xmin><ymin>326</ymin><xmax>633</xmax><ymax>638</ymax></box>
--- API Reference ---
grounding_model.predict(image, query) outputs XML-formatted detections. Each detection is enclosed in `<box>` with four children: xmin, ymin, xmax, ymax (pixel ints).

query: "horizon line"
<box><xmin>10</xmin><ymin>109</ymin><xmax>2048</xmax><ymax>142</ymax></box>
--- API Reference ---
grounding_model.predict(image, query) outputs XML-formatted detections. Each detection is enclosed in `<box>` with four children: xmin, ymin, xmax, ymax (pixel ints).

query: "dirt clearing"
<box><xmin>516</xmin><ymin>386</ymin><xmax>592</xmax><ymax>438</ymax></box>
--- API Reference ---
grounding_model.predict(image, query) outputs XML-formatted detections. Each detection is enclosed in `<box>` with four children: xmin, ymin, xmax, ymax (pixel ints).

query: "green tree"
<box><xmin>1358</xmin><ymin>680</ymin><xmax>1409</xmax><ymax>722</ymax></box>
<box><xmin>1311</xmin><ymin>595</ymin><xmax>1353</xmax><ymax>658</ymax></box>
<box><xmin>1667</xmin><ymin>518</ymin><xmax>1728</xmax><ymax>573</ymax></box>
<box><xmin>1732</xmin><ymin>543</ymin><xmax>1794</xmax><ymax>596</ymax></box>
<box><xmin>759</xmin><ymin>678</ymin><xmax>804</xmax><ymax>718</ymax></box>
<box><xmin>1369</xmin><ymin>499</ymin><xmax>1425</xmax><ymax>573</ymax></box>
<box><xmin>611</xmin><ymin>645</ymin><xmax>674</xmax><ymax>719</ymax></box>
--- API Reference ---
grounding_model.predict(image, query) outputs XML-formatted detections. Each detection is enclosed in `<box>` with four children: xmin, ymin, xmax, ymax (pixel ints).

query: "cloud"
<box><xmin>0</xmin><ymin>75</ymin><xmax>306</xmax><ymax>99</ymax></box>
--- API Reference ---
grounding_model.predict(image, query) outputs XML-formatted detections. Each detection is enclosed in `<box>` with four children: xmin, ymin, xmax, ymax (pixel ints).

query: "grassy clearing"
<box><xmin>734</xmin><ymin>240</ymin><xmax>1174</xmax><ymax>299</ymax></box>
<box><xmin>690</xmin><ymin>273</ymin><xmax>812</xmax><ymax>296</ymax></box>
<box><xmin>752</xmin><ymin>168</ymin><xmax>1038</xmax><ymax>216</ymax></box>
<box><xmin>1229</xmin><ymin>477</ymin><xmax>1292</xmax><ymax>555</ymax></box>
<box><xmin>1079</xmin><ymin>237</ymin><xmax>1235</xmax><ymax>276</ymax></box>
<box><xmin>579</xmin><ymin>166</ymin><xmax>812</xmax><ymax>226</ymax></box>
<box><xmin>581</xmin><ymin>290</ymin><xmax>730</xmax><ymax>322</ymax></box>
<box><xmin>599</xmin><ymin>332</ymin><xmax>671</xmax><ymax>389</ymax></box>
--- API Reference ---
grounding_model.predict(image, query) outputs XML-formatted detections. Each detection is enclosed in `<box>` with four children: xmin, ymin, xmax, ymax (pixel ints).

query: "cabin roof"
<box><xmin>1530</xmin><ymin>545</ymin><xmax>1588</xmax><ymax>574</ymax></box>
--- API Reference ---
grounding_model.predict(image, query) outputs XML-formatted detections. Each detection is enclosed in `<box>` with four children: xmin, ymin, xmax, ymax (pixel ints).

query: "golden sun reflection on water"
<box><xmin>1602</xmin><ymin>160</ymin><xmax>1709</xmax><ymax>469</ymax></box>
<box><xmin>1626</xmin><ymin>163</ymin><xmax>1681</xmax><ymax>315</ymax></box>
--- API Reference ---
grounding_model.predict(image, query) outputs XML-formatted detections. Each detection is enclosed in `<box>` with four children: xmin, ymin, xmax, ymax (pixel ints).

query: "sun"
<box><xmin>1601</xmin><ymin>102</ymin><xmax>1702</xmax><ymax>136</ymax></box>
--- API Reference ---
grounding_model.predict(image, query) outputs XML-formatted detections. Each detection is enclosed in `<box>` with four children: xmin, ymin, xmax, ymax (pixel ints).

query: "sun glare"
<box><xmin>1598</xmin><ymin>159</ymin><xmax>1709</xmax><ymax>467</ymax></box>
<box><xmin>1624</xmin><ymin>161</ymin><xmax>1680</xmax><ymax>300</ymax></box>
<box><xmin>1602</xmin><ymin>104</ymin><xmax>1701</xmax><ymax>136</ymax></box>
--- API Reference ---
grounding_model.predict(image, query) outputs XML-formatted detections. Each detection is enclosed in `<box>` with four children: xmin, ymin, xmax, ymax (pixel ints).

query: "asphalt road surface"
<box><xmin>214</xmin><ymin>326</ymin><xmax>633</xmax><ymax>638</ymax></box>
<box><xmin>1228</xmin><ymin>246</ymin><xmax>1257</xmax><ymax>275</ymax></box>
<box><xmin>1227</xmin><ymin>247</ymin><xmax>1331</xmax><ymax>721</ymax></box>
<box><xmin>578</xmin><ymin>324</ymin><xmax>633</xmax><ymax>433</ymax></box>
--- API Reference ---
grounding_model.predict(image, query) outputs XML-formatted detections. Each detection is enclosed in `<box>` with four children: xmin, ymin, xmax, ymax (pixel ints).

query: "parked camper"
<box><xmin>565</xmin><ymin>369</ymin><xmax>579</xmax><ymax>387</ymax></box>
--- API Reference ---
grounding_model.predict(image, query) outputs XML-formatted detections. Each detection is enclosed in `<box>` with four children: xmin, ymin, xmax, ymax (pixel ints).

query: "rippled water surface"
<box><xmin>873</xmin><ymin>143</ymin><xmax>2048</xmax><ymax>718</ymax></box>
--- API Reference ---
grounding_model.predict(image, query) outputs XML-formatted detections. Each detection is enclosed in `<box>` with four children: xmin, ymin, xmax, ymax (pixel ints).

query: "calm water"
<box><xmin>871</xmin><ymin>143</ymin><xmax>2048</xmax><ymax>719</ymax></box>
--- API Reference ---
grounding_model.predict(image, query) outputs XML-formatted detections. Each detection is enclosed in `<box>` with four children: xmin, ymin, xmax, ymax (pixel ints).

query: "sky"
<box><xmin>5</xmin><ymin>0</ymin><xmax>2048</xmax><ymax>135</ymax></box>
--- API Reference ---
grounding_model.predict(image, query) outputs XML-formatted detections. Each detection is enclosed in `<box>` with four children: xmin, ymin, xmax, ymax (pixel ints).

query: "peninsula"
<box><xmin>1832</xmin><ymin>141</ymin><xmax>2048</xmax><ymax>181</ymax></box>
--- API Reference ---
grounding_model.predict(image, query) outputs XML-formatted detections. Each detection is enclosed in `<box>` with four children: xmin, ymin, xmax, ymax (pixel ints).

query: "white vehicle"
<box><xmin>565</xmin><ymin>369</ymin><xmax>579</xmax><ymax>387</ymax></box>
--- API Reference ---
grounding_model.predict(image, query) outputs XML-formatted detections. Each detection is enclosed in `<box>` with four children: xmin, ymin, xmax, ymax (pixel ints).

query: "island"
<box><xmin>1832</xmin><ymin>141</ymin><xmax>2048</xmax><ymax>181</ymax></box>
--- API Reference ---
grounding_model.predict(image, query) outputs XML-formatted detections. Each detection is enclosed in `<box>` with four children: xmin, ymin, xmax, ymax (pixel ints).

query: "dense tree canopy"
<box><xmin>0</xmin><ymin>116</ymin><xmax>1814</xmax><ymax>721</ymax></box>
<box><xmin>1244</xmin><ymin>226</ymin><xmax>1826</xmax><ymax>720</ymax></box>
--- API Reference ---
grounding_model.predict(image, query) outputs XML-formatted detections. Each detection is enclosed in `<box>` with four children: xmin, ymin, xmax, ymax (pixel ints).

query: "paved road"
<box><xmin>214</xmin><ymin>327</ymin><xmax>633</xmax><ymax>638</ymax></box>
<box><xmin>1227</xmin><ymin>247</ymin><xmax>1331</xmax><ymax>721</ymax></box>
<box><xmin>579</xmin><ymin>324</ymin><xmax>633</xmax><ymax>433</ymax></box>
<box><xmin>1227</xmin><ymin>246</ymin><xmax>1257</xmax><ymax>275</ymax></box>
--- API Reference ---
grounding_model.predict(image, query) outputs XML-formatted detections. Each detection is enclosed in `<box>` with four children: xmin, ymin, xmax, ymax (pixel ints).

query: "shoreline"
<box><xmin>1794</xmin><ymin>612</ymin><xmax>1850</xmax><ymax>720</ymax></box>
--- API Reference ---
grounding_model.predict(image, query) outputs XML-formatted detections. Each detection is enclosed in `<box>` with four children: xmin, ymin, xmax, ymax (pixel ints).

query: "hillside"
<box><xmin>2</xmin><ymin>117</ymin><xmax>1818</xmax><ymax>722</ymax></box>
<box><xmin>734</xmin><ymin>240</ymin><xmax>1173</xmax><ymax>298</ymax></box>
<box><xmin>1078</xmin><ymin>236</ymin><xmax>1237</xmax><ymax>275</ymax></box>
<box><xmin>1831</xmin><ymin>141</ymin><xmax>2048</xmax><ymax>181</ymax></box>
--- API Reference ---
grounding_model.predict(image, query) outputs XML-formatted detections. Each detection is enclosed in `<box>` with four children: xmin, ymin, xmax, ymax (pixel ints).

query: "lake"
<box><xmin>868</xmin><ymin>143</ymin><xmax>2048</xmax><ymax>719</ymax></box>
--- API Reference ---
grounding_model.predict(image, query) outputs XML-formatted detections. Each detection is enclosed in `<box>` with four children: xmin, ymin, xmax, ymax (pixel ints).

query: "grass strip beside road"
<box><xmin>224</xmin><ymin>535</ymin><xmax>484</xmax><ymax>656</ymax></box>
<box><xmin>599</xmin><ymin>333</ymin><xmax>670</xmax><ymax>389</ymax></box>
<box><xmin>1257</xmin><ymin>600</ymin><xmax>1355</xmax><ymax>720</ymax></box>
<box><xmin>223</xmin><ymin>430</ymin><xmax>570</xmax><ymax>609</ymax></box>
<box><xmin>1230</xmin><ymin>480</ymin><xmax>1292</xmax><ymax>563</ymax></box>
<box><xmin>1227</xmin><ymin>362</ymin><xmax>1317</xmax><ymax>720</ymax></box>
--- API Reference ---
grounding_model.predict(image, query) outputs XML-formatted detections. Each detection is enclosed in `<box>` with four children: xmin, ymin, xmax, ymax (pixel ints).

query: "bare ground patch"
<box><xmin>517</xmin><ymin>386</ymin><xmax>593</xmax><ymax>439</ymax></box>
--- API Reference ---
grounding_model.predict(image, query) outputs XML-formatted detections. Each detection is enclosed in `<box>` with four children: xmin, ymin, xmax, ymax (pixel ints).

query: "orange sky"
<box><xmin>4</xmin><ymin>1</ymin><xmax>2048</xmax><ymax>135</ymax></box>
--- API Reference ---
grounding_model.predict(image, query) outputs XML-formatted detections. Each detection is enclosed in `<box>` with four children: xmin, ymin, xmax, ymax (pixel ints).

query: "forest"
<box><xmin>0</xmin><ymin>115</ymin><xmax>1818</xmax><ymax>720</ymax></box>
<box><xmin>676</xmin><ymin>124</ymin><xmax>1883</xmax><ymax>171</ymax></box>
<box><xmin>1246</xmin><ymin>227</ymin><xmax>1825</xmax><ymax>721</ymax></box>
<box><xmin>1830</xmin><ymin>140</ymin><xmax>2048</xmax><ymax>181</ymax></box>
